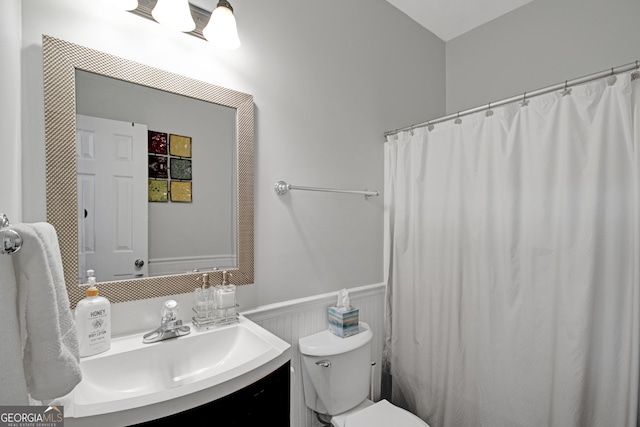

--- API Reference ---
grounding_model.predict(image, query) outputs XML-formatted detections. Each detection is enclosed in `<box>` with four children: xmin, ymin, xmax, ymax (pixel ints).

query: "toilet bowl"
<box><xmin>298</xmin><ymin>322</ymin><xmax>429</xmax><ymax>427</ymax></box>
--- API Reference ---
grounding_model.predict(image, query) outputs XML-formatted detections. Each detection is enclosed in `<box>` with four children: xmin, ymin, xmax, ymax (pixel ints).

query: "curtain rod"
<box><xmin>384</xmin><ymin>60</ymin><xmax>640</xmax><ymax>138</ymax></box>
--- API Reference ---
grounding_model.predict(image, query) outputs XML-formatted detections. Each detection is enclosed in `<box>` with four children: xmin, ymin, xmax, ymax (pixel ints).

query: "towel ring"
<box><xmin>0</xmin><ymin>213</ymin><xmax>22</xmax><ymax>255</ymax></box>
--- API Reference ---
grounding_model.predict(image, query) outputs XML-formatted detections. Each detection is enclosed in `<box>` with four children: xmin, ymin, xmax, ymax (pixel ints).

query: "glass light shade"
<box><xmin>113</xmin><ymin>0</ymin><xmax>138</xmax><ymax>11</ymax></box>
<box><xmin>152</xmin><ymin>0</ymin><xmax>196</xmax><ymax>32</ymax></box>
<box><xmin>203</xmin><ymin>5</ymin><xmax>241</xmax><ymax>50</ymax></box>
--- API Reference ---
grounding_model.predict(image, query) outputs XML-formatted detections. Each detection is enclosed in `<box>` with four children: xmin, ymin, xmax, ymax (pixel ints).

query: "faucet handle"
<box><xmin>161</xmin><ymin>299</ymin><xmax>179</xmax><ymax>322</ymax></box>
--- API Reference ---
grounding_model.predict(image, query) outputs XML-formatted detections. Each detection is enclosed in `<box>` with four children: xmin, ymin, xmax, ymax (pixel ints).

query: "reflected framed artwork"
<box><xmin>169</xmin><ymin>134</ymin><xmax>192</xmax><ymax>158</ymax></box>
<box><xmin>148</xmin><ymin>130</ymin><xmax>168</xmax><ymax>154</ymax></box>
<box><xmin>148</xmin><ymin>155</ymin><xmax>168</xmax><ymax>179</ymax></box>
<box><xmin>170</xmin><ymin>181</ymin><xmax>192</xmax><ymax>202</ymax></box>
<box><xmin>148</xmin><ymin>179</ymin><xmax>168</xmax><ymax>202</ymax></box>
<box><xmin>170</xmin><ymin>158</ymin><xmax>192</xmax><ymax>180</ymax></box>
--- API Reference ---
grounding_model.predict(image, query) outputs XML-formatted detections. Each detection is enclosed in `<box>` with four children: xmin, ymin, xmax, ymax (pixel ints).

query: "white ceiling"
<box><xmin>386</xmin><ymin>0</ymin><xmax>534</xmax><ymax>42</ymax></box>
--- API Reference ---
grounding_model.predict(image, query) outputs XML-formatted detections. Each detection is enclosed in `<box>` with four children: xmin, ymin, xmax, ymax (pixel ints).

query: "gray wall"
<box><xmin>16</xmin><ymin>0</ymin><xmax>445</xmax><ymax>309</ymax></box>
<box><xmin>446</xmin><ymin>0</ymin><xmax>640</xmax><ymax>114</ymax></box>
<box><xmin>0</xmin><ymin>0</ymin><xmax>21</xmax><ymax>222</ymax></box>
<box><xmin>10</xmin><ymin>0</ymin><xmax>640</xmax><ymax>311</ymax></box>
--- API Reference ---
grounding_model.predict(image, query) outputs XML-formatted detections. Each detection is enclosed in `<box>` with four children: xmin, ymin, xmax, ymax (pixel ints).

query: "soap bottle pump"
<box><xmin>75</xmin><ymin>269</ymin><xmax>111</xmax><ymax>357</ymax></box>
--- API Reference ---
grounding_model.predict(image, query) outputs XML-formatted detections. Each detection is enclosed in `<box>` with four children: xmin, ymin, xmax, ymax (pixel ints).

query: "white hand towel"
<box><xmin>0</xmin><ymin>255</ymin><xmax>30</xmax><ymax>404</ymax></box>
<box><xmin>12</xmin><ymin>223</ymin><xmax>82</xmax><ymax>401</ymax></box>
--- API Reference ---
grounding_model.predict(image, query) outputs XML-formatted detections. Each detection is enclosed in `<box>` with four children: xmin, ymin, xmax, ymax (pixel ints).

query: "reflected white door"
<box><xmin>76</xmin><ymin>115</ymin><xmax>148</xmax><ymax>282</ymax></box>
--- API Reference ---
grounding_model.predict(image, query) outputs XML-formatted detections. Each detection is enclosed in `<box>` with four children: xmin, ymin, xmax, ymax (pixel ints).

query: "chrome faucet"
<box><xmin>143</xmin><ymin>300</ymin><xmax>191</xmax><ymax>344</ymax></box>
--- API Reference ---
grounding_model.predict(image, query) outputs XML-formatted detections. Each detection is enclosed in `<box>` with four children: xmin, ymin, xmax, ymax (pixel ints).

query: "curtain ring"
<box><xmin>607</xmin><ymin>68</ymin><xmax>618</xmax><ymax>85</ymax></box>
<box><xmin>455</xmin><ymin>112</ymin><xmax>462</xmax><ymax>124</ymax></box>
<box><xmin>486</xmin><ymin>102</ymin><xmax>493</xmax><ymax>117</ymax></box>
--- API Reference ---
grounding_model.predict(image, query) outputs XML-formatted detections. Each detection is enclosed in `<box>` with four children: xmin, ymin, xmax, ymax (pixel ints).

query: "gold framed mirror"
<box><xmin>43</xmin><ymin>35</ymin><xmax>254</xmax><ymax>308</ymax></box>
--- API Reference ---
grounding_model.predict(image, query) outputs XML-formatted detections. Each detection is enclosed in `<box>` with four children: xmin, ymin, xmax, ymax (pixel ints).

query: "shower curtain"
<box><xmin>383</xmin><ymin>71</ymin><xmax>640</xmax><ymax>427</ymax></box>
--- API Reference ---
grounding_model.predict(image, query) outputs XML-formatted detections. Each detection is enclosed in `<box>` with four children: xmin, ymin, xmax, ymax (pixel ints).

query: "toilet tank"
<box><xmin>298</xmin><ymin>322</ymin><xmax>373</xmax><ymax>415</ymax></box>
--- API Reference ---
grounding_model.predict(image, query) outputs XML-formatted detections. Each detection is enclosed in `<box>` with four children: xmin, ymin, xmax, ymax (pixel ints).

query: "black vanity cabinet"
<box><xmin>135</xmin><ymin>361</ymin><xmax>290</xmax><ymax>427</ymax></box>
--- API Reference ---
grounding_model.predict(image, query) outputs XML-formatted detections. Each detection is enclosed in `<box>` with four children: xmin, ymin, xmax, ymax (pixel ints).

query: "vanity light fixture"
<box><xmin>128</xmin><ymin>0</ymin><xmax>241</xmax><ymax>49</ymax></box>
<box><xmin>152</xmin><ymin>0</ymin><xmax>196</xmax><ymax>32</ymax></box>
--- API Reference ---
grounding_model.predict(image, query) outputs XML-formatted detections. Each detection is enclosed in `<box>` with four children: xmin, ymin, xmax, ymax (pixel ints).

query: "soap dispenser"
<box><xmin>75</xmin><ymin>269</ymin><xmax>111</xmax><ymax>357</ymax></box>
<box><xmin>195</xmin><ymin>273</ymin><xmax>215</xmax><ymax>320</ymax></box>
<box><xmin>215</xmin><ymin>271</ymin><xmax>236</xmax><ymax>318</ymax></box>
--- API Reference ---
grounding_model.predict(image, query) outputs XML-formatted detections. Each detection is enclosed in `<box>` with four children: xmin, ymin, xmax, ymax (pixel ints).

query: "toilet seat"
<box><xmin>331</xmin><ymin>399</ymin><xmax>430</xmax><ymax>427</ymax></box>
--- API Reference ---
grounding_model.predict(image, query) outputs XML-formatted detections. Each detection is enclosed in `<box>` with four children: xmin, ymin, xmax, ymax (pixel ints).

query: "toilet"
<box><xmin>298</xmin><ymin>322</ymin><xmax>429</xmax><ymax>427</ymax></box>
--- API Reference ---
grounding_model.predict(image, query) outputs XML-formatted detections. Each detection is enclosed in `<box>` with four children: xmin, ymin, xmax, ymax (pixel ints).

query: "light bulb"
<box><xmin>203</xmin><ymin>2</ymin><xmax>241</xmax><ymax>50</ymax></box>
<box><xmin>152</xmin><ymin>0</ymin><xmax>196</xmax><ymax>32</ymax></box>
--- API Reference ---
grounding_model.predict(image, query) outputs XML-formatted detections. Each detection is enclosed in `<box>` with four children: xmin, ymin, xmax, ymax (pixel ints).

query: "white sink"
<box><xmin>60</xmin><ymin>315</ymin><xmax>291</xmax><ymax>421</ymax></box>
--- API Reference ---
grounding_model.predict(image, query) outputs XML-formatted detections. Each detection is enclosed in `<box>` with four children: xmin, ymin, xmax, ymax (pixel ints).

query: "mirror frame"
<box><xmin>43</xmin><ymin>35</ymin><xmax>254</xmax><ymax>308</ymax></box>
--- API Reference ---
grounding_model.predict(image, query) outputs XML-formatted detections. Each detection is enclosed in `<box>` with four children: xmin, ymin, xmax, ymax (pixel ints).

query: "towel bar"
<box><xmin>1</xmin><ymin>213</ymin><xmax>22</xmax><ymax>254</ymax></box>
<box><xmin>274</xmin><ymin>181</ymin><xmax>379</xmax><ymax>200</ymax></box>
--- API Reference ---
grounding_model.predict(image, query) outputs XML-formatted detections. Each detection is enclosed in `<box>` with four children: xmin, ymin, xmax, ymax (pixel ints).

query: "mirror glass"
<box><xmin>43</xmin><ymin>35</ymin><xmax>254</xmax><ymax>308</ymax></box>
<box><xmin>75</xmin><ymin>70</ymin><xmax>237</xmax><ymax>282</ymax></box>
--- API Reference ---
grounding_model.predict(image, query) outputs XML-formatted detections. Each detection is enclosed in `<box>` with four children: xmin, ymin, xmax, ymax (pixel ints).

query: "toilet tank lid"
<box><xmin>298</xmin><ymin>322</ymin><xmax>373</xmax><ymax>356</ymax></box>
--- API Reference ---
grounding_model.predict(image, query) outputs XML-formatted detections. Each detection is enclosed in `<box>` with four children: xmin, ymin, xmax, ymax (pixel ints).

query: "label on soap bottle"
<box><xmin>85</xmin><ymin>308</ymin><xmax>109</xmax><ymax>345</ymax></box>
<box><xmin>77</xmin><ymin>298</ymin><xmax>111</xmax><ymax>357</ymax></box>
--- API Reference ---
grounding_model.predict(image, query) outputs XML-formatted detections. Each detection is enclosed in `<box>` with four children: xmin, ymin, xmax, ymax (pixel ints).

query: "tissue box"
<box><xmin>328</xmin><ymin>305</ymin><xmax>359</xmax><ymax>338</ymax></box>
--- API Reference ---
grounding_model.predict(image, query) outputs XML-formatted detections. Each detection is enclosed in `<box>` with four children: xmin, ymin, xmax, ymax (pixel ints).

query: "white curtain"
<box><xmin>383</xmin><ymin>71</ymin><xmax>640</xmax><ymax>427</ymax></box>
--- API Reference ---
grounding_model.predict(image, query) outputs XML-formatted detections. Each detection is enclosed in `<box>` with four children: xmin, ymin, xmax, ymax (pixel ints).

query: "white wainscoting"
<box><xmin>242</xmin><ymin>283</ymin><xmax>386</xmax><ymax>427</ymax></box>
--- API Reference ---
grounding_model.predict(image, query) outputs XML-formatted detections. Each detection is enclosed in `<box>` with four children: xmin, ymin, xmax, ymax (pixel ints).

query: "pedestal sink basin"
<box><xmin>59</xmin><ymin>315</ymin><xmax>291</xmax><ymax>424</ymax></box>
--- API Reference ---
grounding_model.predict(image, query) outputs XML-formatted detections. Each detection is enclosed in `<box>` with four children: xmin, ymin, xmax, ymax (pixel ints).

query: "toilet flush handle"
<box><xmin>316</xmin><ymin>360</ymin><xmax>331</xmax><ymax>368</ymax></box>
